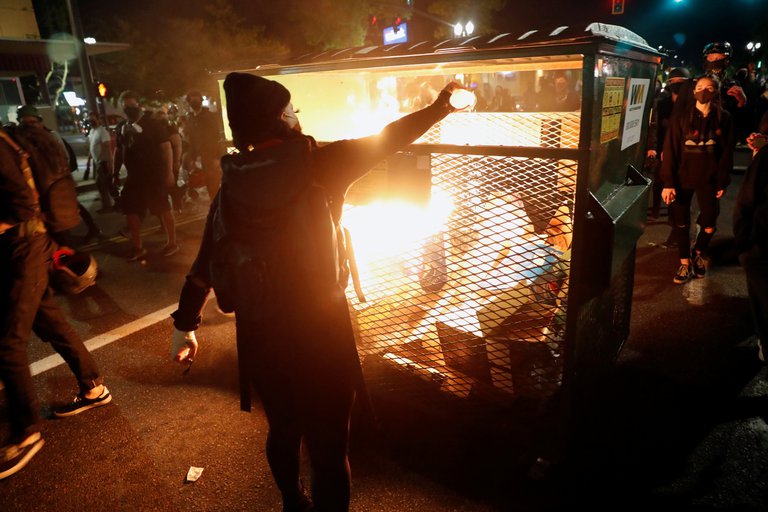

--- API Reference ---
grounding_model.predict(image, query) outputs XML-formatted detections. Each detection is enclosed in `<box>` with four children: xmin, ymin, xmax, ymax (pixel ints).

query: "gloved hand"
<box><xmin>171</xmin><ymin>328</ymin><xmax>198</xmax><ymax>365</ymax></box>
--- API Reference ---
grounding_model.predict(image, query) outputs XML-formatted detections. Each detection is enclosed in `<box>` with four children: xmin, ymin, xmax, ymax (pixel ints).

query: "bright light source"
<box><xmin>748</xmin><ymin>42</ymin><xmax>755</xmax><ymax>50</ymax></box>
<box><xmin>454</xmin><ymin>23</ymin><xmax>463</xmax><ymax>37</ymax></box>
<box><xmin>63</xmin><ymin>91</ymin><xmax>86</xmax><ymax>107</ymax></box>
<box><xmin>465</xmin><ymin>21</ymin><xmax>475</xmax><ymax>35</ymax></box>
<box><xmin>757</xmin><ymin>42</ymin><xmax>762</xmax><ymax>50</ymax></box>
<box><xmin>83</xmin><ymin>37</ymin><xmax>96</xmax><ymax>45</ymax></box>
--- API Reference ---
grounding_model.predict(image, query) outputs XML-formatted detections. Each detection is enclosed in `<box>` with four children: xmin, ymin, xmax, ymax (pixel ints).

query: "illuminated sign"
<box><xmin>383</xmin><ymin>23</ymin><xmax>408</xmax><ymax>45</ymax></box>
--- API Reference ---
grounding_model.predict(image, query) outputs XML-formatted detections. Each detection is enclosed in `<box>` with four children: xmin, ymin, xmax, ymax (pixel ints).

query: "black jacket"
<box><xmin>172</xmin><ymin>89</ymin><xmax>454</xmax><ymax>331</ymax></box>
<box><xmin>661</xmin><ymin>106</ymin><xmax>734</xmax><ymax>191</ymax></box>
<box><xmin>0</xmin><ymin>128</ymin><xmax>36</xmax><ymax>229</ymax></box>
<box><xmin>733</xmin><ymin>146</ymin><xmax>768</xmax><ymax>255</ymax></box>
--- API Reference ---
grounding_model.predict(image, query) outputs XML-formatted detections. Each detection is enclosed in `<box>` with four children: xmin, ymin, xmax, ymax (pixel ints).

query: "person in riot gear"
<box><xmin>169</xmin><ymin>73</ymin><xmax>463</xmax><ymax>511</ymax></box>
<box><xmin>703</xmin><ymin>41</ymin><xmax>750</xmax><ymax>142</ymax></box>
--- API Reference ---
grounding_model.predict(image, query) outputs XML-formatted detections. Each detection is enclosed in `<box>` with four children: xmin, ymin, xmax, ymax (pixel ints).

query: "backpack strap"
<box><xmin>0</xmin><ymin>130</ymin><xmax>47</xmax><ymax>236</ymax></box>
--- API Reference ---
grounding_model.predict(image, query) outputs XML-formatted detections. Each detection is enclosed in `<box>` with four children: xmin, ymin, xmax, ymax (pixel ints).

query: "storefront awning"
<box><xmin>0</xmin><ymin>37</ymin><xmax>129</xmax><ymax>57</ymax></box>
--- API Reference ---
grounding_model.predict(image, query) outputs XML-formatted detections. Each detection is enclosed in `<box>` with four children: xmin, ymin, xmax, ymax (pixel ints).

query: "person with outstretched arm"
<box><xmin>169</xmin><ymin>73</ymin><xmax>463</xmax><ymax>512</ymax></box>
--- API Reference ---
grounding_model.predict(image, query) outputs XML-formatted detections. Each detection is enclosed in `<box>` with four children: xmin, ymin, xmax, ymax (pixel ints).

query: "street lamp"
<box><xmin>747</xmin><ymin>41</ymin><xmax>762</xmax><ymax>55</ymax></box>
<box><xmin>453</xmin><ymin>20</ymin><xmax>474</xmax><ymax>37</ymax></box>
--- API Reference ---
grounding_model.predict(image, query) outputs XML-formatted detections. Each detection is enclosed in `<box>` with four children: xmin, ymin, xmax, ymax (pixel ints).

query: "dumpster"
<box><xmin>214</xmin><ymin>23</ymin><xmax>660</xmax><ymax>408</ymax></box>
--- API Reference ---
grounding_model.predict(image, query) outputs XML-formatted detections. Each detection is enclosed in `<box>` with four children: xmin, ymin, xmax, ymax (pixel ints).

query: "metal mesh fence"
<box><xmin>346</xmin><ymin>148</ymin><xmax>579</xmax><ymax>403</ymax></box>
<box><xmin>416</xmin><ymin>112</ymin><xmax>582</xmax><ymax>148</ymax></box>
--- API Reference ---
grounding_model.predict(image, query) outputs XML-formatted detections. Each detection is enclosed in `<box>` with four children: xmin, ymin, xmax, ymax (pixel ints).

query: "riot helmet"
<box><xmin>703</xmin><ymin>42</ymin><xmax>732</xmax><ymax>79</ymax></box>
<box><xmin>51</xmin><ymin>247</ymin><xmax>98</xmax><ymax>294</ymax></box>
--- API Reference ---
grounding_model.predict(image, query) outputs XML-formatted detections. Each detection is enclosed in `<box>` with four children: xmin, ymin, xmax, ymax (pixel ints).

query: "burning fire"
<box><xmin>342</xmin><ymin>187</ymin><xmax>454</xmax><ymax>298</ymax></box>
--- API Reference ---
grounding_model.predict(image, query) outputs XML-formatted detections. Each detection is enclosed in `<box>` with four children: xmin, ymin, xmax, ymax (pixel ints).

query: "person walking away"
<box><xmin>169</xmin><ymin>73</ymin><xmax>463</xmax><ymax>511</ymax></box>
<box><xmin>184</xmin><ymin>91</ymin><xmax>221</xmax><ymax>202</ymax></box>
<box><xmin>0</xmin><ymin>124</ymin><xmax>112</xmax><ymax>480</ymax></box>
<box><xmin>87</xmin><ymin>113</ymin><xmax>114</xmax><ymax>213</ymax></box>
<box><xmin>733</xmin><ymin>125</ymin><xmax>768</xmax><ymax>363</ymax></box>
<box><xmin>661</xmin><ymin>75</ymin><xmax>735</xmax><ymax>284</ymax></box>
<box><xmin>113</xmin><ymin>90</ymin><xmax>179</xmax><ymax>260</ymax></box>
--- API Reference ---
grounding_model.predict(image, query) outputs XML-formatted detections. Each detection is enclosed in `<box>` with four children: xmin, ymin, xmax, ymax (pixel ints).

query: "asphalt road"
<box><xmin>1</xmin><ymin>163</ymin><xmax>766</xmax><ymax>511</ymax></box>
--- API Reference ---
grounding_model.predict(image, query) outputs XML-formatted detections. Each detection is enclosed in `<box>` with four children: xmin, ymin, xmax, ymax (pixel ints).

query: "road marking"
<box><xmin>0</xmin><ymin>304</ymin><xmax>179</xmax><ymax>391</ymax></box>
<box><xmin>78</xmin><ymin>212</ymin><xmax>208</xmax><ymax>251</ymax></box>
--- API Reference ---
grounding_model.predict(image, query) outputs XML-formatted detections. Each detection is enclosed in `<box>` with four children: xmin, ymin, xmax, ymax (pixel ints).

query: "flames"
<box><xmin>342</xmin><ymin>187</ymin><xmax>455</xmax><ymax>298</ymax></box>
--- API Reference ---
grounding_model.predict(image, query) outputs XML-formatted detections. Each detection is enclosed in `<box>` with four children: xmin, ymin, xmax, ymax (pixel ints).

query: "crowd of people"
<box><xmin>644</xmin><ymin>41</ymin><xmax>768</xmax><ymax>372</ymax></box>
<box><xmin>1</xmin><ymin>65</ymin><xmax>463</xmax><ymax>510</ymax></box>
<box><xmin>0</xmin><ymin>88</ymin><xmax>224</xmax><ymax>480</ymax></box>
<box><xmin>1</xmin><ymin>35</ymin><xmax>768</xmax><ymax>512</ymax></box>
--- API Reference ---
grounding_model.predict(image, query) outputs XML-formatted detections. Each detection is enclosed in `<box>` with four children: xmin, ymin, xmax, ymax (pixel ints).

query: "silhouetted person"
<box><xmin>183</xmin><ymin>90</ymin><xmax>222</xmax><ymax>201</ymax></box>
<box><xmin>647</xmin><ymin>67</ymin><xmax>691</xmax><ymax>219</ymax></box>
<box><xmin>113</xmin><ymin>90</ymin><xmax>179</xmax><ymax>260</ymax></box>
<box><xmin>0</xmin><ymin>124</ymin><xmax>111</xmax><ymax>480</ymax></box>
<box><xmin>16</xmin><ymin>105</ymin><xmax>101</xmax><ymax>242</ymax></box>
<box><xmin>170</xmin><ymin>73</ymin><xmax>463</xmax><ymax>511</ymax></box>
<box><xmin>733</xmin><ymin>123</ymin><xmax>768</xmax><ymax>363</ymax></box>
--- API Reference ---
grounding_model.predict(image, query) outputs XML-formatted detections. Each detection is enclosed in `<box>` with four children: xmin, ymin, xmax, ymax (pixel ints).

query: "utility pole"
<box><xmin>65</xmin><ymin>0</ymin><xmax>99</xmax><ymax>116</ymax></box>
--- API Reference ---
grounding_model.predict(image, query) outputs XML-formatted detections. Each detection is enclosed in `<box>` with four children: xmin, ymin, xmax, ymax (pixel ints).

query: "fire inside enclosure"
<box><xmin>216</xmin><ymin>24</ymin><xmax>660</xmax><ymax>408</ymax></box>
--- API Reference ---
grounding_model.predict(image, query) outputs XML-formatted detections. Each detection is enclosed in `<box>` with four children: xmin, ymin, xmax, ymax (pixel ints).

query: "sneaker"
<box><xmin>162</xmin><ymin>243</ymin><xmax>181</xmax><ymax>257</ymax></box>
<box><xmin>0</xmin><ymin>432</ymin><xmax>44</xmax><ymax>480</ymax></box>
<box><xmin>53</xmin><ymin>386</ymin><xmax>112</xmax><ymax>418</ymax></box>
<box><xmin>128</xmin><ymin>247</ymin><xmax>148</xmax><ymax>262</ymax></box>
<box><xmin>692</xmin><ymin>254</ymin><xmax>706</xmax><ymax>278</ymax></box>
<box><xmin>673</xmin><ymin>264</ymin><xmax>692</xmax><ymax>284</ymax></box>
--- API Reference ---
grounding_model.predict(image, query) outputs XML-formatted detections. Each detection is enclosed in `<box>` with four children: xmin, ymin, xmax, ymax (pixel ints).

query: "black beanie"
<box><xmin>668</xmin><ymin>67</ymin><xmax>691</xmax><ymax>80</ymax></box>
<box><xmin>223</xmin><ymin>72</ymin><xmax>291</xmax><ymax>148</ymax></box>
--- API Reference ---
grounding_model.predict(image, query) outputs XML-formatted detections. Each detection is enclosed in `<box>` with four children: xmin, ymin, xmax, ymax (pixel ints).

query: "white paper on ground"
<box><xmin>186</xmin><ymin>466</ymin><xmax>204</xmax><ymax>482</ymax></box>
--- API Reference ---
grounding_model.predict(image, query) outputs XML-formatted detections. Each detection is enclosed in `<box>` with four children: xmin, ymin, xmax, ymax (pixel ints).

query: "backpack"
<box><xmin>209</xmin><ymin>138</ymin><xmax>343</xmax><ymax>317</ymax></box>
<box><xmin>7</xmin><ymin>125</ymin><xmax>80</xmax><ymax>232</ymax></box>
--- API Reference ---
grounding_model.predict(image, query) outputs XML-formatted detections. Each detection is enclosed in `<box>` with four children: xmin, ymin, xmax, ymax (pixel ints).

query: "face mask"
<box><xmin>281</xmin><ymin>103</ymin><xmax>300</xmax><ymax>131</ymax></box>
<box><xmin>703</xmin><ymin>58</ymin><xmax>727</xmax><ymax>76</ymax></box>
<box><xmin>668</xmin><ymin>82</ymin><xmax>683</xmax><ymax>95</ymax></box>
<box><xmin>189</xmin><ymin>100</ymin><xmax>202</xmax><ymax>110</ymax></box>
<box><xmin>694</xmin><ymin>89</ymin><xmax>715</xmax><ymax>104</ymax></box>
<box><xmin>123</xmin><ymin>106</ymin><xmax>141</xmax><ymax>121</ymax></box>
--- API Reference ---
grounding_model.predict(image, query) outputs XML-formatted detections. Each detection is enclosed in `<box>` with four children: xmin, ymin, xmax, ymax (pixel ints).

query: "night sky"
<box><xmin>76</xmin><ymin>0</ymin><xmax>767</xmax><ymax>66</ymax></box>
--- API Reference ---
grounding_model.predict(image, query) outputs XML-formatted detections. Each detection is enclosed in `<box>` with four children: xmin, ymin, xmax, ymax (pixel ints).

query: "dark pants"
<box><xmin>670</xmin><ymin>186</ymin><xmax>719</xmax><ymax>259</ymax></box>
<box><xmin>202</xmin><ymin>163</ymin><xmax>222</xmax><ymax>203</ymax></box>
<box><xmin>236</xmin><ymin>297</ymin><xmax>357</xmax><ymax>512</ymax></box>
<box><xmin>95</xmin><ymin>161</ymin><xmax>113</xmax><ymax>210</ymax></box>
<box><xmin>740</xmin><ymin>247</ymin><xmax>768</xmax><ymax>353</ymax></box>
<box><xmin>0</xmin><ymin>232</ymin><xmax>102</xmax><ymax>443</ymax></box>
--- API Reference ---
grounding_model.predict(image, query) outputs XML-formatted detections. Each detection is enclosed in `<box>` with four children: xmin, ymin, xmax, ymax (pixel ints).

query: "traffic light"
<box><xmin>96</xmin><ymin>81</ymin><xmax>108</xmax><ymax>97</ymax></box>
<box><xmin>612</xmin><ymin>0</ymin><xmax>624</xmax><ymax>15</ymax></box>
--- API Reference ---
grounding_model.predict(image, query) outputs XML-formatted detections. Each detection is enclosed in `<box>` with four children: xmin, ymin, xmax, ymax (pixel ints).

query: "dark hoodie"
<box><xmin>733</xmin><ymin>145</ymin><xmax>768</xmax><ymax>255</ymax></box>
<box><xmin>661</xmin><ymin>103</ymin><xmax>734</xmax><ymax>191</ymax></box>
